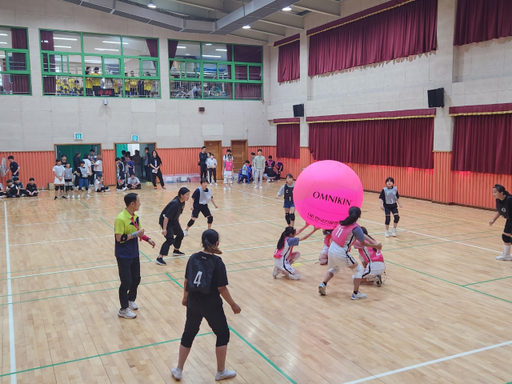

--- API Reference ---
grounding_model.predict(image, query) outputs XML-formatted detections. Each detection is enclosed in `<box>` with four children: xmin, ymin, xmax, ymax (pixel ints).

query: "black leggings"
<box><xmin>152</xmin><ymin>169</ymin><xmax>164</xmax><ymax>187</ymax></box>
<box><xmin>116</xmin><ymin>257</ymin><xmax>141</xmax><ymax>309</ymax></box>
<box><xmin>208</xmin><ymin>168</ymin><xmax>217</xmax><ymax>183</ymax></box>
<box><xmin>159</xmin><ymin>221</ymin><xmax>184</xmax><ymax>255</ymax></box>
<box><xmin>181</xmin><ymin>303</ymin><xmax>230</xmax><ymax>348</ymax></box>
<box><xmin>384</xmin><ymin>205</ymin><xmax>400</xmax><ymax>225</ymax></box>
<box><xmin>200</xmin><ymin>164</ymin><xmax>208</xmax><ymax>180</ymax></box>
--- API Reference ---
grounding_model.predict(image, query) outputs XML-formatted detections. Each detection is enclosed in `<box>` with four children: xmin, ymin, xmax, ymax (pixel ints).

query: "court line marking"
<box><xmin>0</xmin><ymin>332</ymin><xmax>213</xmax><ymax>378</ymax></box>
<box><xmin>462</xmin><ymin>275</ymin><xmax>512</xmax><ymax>287</ymax></box>
<box><xmin>4</xmin><ymin>201</ymin><xmax>17</xmax><ymax>384</ymax></box>
<box><xmin>78</xmin><ymin>199</ymin><xmax>95</xmax><ymax>213</ymax></box>
<box><xmin>344</xmin><ymin>339</ymin><xmax>512</xmax><ymax>384</ymax></box>
<box><xmin>165</xmin><ymin>273</ymin><xmax>297</xmax><ymax>384</ymax></box>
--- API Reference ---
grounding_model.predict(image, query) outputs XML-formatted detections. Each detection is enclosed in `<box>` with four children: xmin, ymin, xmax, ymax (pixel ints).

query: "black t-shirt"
<box><xmin>283</xmin><ymin>184</ymin><xmax>294</xmax><ymax>202</ymax></box>
<box><xmin>160</xmin><ymin>197</ymin><xmax>185</xmax><ymax>227</ymax></box>
<box><xmin>496</xmin><ymin>195</ymin><xmax>512</xmax><ymax>219</ymax></box>
<box><xmin>199</xmin><ymin>152</ymin><xmax>208</xmax><ymax>165</ymax></box>
<box><xmin>26</xmin><ymin>183</ymin><xmax>37</xmax><ymax>192</ymax></box>
<box><xmin>185</xmin><ymin>252</ymin><xmax>228</xmax><ymax>308</ymax></box>
<box><xmin>9</xmin><ymin>162</ymin><xmax>19</xmax><ymax>175</ymax></box>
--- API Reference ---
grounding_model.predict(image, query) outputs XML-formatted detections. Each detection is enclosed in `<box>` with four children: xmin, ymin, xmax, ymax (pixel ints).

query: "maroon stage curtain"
<box><xmin>309</xmin><ymin>118</ymin><xmax>434</xmax><ymax>169</ymax></box>
<box><xmin>278</xmin><ymin>40</ymin><xmax>300</xmax><ymax>83</ymax></box>
<box><xmin>168</xmin><ymin>40</ymin><xmax>178</xmax><ymax>71</ymax></box>
<box><xmin>233</xmin><ymin>45</ymin><xmax>262</xmax><ymax>63</ymax></box>
<box><xmin>454</xmin><ymin>0</ymin><xmax>512</xmax><ymax>46</ymax></box>
<box><xmin>10</xmin><ymin>28</ymin><xmax>29</xmax><ymax>95</ymax></box>
<box><xmin>234</xmin><ymin>83</ymin><xmax>261</xmax><ymax>100</ymax></box>
<box><xmin>277</xmin><ymin>124</ymin><xmax>300</xmax><ymax>159</ymax></box>
<box><xmin>452</xmin><ymin>114</ymin><xmax>512</xmax><ymax>174</ymax></box>
<box><xmin>40</xmin><ymin>30</ymin><xmax>56</xmax><ymax>95</ymax></box>
<box><xmin>308</xmin><ymin>0</ymin><xmax>437</xmax><ymax>76</ymax></box>
<box><xmin>146</xmin><ymin>38</ymin><xmax>158</xmax><ymax>71</ymax></box>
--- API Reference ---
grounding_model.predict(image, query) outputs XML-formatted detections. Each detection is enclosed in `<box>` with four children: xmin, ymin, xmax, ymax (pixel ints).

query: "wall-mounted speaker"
<box><xmin>199</xmin><ymin>107</ymin><xmax>205</xmax><ymax>112</ymax></box>
<box><xmin>427</xmin><ymin>88</ymin><xmax>444</xmax><ymax>108</ymax></box>
<box><xmin>293</xmin><ymin>104</ymin><xmax>304</xmax><ymax>117</ymax></box>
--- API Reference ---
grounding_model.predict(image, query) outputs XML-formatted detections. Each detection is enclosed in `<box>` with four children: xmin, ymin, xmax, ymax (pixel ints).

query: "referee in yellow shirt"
<box><xmin>114</xmin><ymin>193</ymin><xmax>155</xmax><ymax>319</ymax></box>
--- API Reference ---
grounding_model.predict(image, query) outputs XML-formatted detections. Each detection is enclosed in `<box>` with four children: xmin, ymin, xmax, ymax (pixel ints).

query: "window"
<box><xmin>169</xmin><ymin>40</ymin><xmax>263</xmax><ymax>100</ymax></box>
<box><xmin>0</xmin><ymin>26</ymin><xmax>31</xmax><ymax>95</ymax></box>
<box><xmin>40</xmin><ymin>30</ymin><xmax>160</xmax><ymax>98</ymax></box>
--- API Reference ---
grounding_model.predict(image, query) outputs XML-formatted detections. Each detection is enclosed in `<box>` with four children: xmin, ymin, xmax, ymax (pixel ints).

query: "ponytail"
<box><xmin>339</xmin><ymin>206</ymin><xmax>362</xmax><ymax>226</ymax></box>
<box><xmin>202</xmin><ymin>229</ymin><xmax>222</xmax><ymax>254</ymax></box>
<box><xmin>277</xmin><ymin>226</ymin><xmax>296</xmax><ymax>249</ymax></box>
<box><xmin>494</xmin><ymin>184</ymin><xmax>510</xmax><ymax>196</ymax></box>
<box><xmin>176</xmin><ymin>187</ymin><xmax>190</xmax><ymax>200</ymax></box>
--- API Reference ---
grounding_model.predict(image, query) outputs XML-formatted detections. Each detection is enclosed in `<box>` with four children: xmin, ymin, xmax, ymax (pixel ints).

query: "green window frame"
<box><xmin>169</xmin><ymin>40</ymin><xmax>263</xmax><ymax>101</ymax></box>
<box><xmin>40</xmin><ymin>30</ymin><xmax>160</xmax><ymax>98</ymax></box>
<box><xmin>0</xmin><ymin>26</ymin><xmax>31</xmax><ymax>96</ymax></box>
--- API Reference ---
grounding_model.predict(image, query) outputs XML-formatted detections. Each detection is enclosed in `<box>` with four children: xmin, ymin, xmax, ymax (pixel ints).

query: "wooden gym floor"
<box><xmin>1</xmin><ymin>183</ymin><xmax>511</xmax><ymax>383</ymax></box>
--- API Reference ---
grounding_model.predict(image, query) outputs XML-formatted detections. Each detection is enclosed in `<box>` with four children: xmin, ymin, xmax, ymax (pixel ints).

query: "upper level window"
<box><xmin>0</xmin><ymin>26</ymin><xmax>30</xmax><ymax>95</ymax></box>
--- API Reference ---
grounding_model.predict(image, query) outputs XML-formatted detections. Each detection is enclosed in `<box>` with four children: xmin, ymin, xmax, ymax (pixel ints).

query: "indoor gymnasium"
<box><xmin>1</xmin><ymin>0</ymin><xmax>512</xmax><ymax>382</ymax></box>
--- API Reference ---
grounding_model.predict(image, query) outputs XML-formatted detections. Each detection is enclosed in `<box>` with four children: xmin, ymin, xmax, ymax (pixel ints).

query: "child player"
<box><xmin>184</xmin><ymin>178</ymin><xmax>218</xmax><ymax>236</ymax></box>
<box><xmin>379</xmin><ymin>177</ymin><xmax>402</xmax><ymax>237</ymax></box>
<box><xmin>276</xmin><ymin>174</ymin><xmax>295</xmax><ymax>227</ymax></box>
<box><xmin>352</xmin><ymin>227</ymin><xmax>386</xmax><ymax>286</ymax></box>
<box><xmin>64</xmin><ymin>162</ymin><xmax>74</xmax><ymax>198</ymax></box>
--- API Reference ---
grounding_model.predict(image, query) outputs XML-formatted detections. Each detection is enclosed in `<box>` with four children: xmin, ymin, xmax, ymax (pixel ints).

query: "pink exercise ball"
<box><xmin>294</xmin><ymin>161</ymin><xmax>364</xmax><ymax>229</ymax></box>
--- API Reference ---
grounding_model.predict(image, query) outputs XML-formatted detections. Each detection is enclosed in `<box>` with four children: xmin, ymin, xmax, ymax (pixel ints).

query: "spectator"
<box><xmin>73</xmin><ymin>152</ymin><xmax>81</xmax><ymax>189</ymax></box>
<box><xmin>199</xmin><ymin>146</ymin><xmax>208</xmax><ymax>180</ymax></box>
<box><xmin>53</xmin><ymin>159</ymin><xmax>65</xmax><ymax>200</ymax></box>
<box><xmin>94</xmin><ymin>154</ymin><xmax>103</xmax><ymax>178</ymax></box>
<box><xmin>7</xmin><ymin>156</ymin><xmax>20</xmax><ymax>178</ymax></box>
<box><xmin>126</xmin><ymin>152</ymin><xmax>135</xmax><ymax>177</ymax></box>
<box><xmin>25</xmin><ymin>178</ymin><xmax>38</xmax><ymax>197</ymax></box>
<box><xmin>150</xmin><ymin>150</ymin><xmax>165</xmax><ymax>189</ymax></box>
<box><xmin>5</xmin><ymin>180</ymin><xmax>17</xmax><ymax>198</ymax></box>
<box><xmin>143</xmin><ymin>147</ymin><xmax>152</xmax><ymax>181</ymax></box>
<box><xmin>127</xmin><ymin>174</ymin><xmax>142</xmax><ymax>189</ymax></box>
<box><xmin>206</xmin><ymin>153</ymin><xmax>218</xmax><ymax>185</ymax></box>
<box><xmin>133</xmin><ymin>150</ymin><xmax>142</xmax><ymax>179</ymax></box>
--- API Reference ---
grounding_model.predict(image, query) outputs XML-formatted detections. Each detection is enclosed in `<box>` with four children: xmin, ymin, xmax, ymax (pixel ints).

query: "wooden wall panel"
<box><xmin>101</xmin><ymin>149</ymin><xmax>116</xmax><ymax>186</ymax></box>
<box><xmin>0</xmin><ymin>151</ymin><xmax>55</xmax><ymax>189</ymax></box>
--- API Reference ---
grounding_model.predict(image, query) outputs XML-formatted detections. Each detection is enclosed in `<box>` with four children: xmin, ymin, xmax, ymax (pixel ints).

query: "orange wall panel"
<box><xmin>0</xmin><ymin>151</ymin><xmax>55</xmax><ymax>188</ymax></box>
<box><xmin>432</xmin><ymin>152</ymin><xmax>452</xmax><ymax>203</ymax></box>
<box><xmin>102</xmin><ymin>149</ymin><xmax>116</xmax><ymax>186</ymax></box>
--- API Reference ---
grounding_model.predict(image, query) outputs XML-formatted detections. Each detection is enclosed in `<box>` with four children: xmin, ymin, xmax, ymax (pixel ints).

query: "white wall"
<box><xmin>267</xmin><ymin>0</ymin><xmax>512</xmax><ymax>151</ymax></box>
<box><xmin>0</xmin><ymin>0</ymin><xmax>271</xmax><ymax>151</ymax></box>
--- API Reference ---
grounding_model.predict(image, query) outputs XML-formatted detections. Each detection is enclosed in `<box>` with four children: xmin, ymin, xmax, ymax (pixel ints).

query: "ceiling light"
<box><xmin>215</xmin><ymin>49</ymin><xmax>227</xmax><ymax>52</ymax></box>
<box><xmin>102</xmin><ymin>40</ymin><xmax>128</xmax><ymax>45</ymax></box>
<box><xmin>54</xmin><ymin>37</ymin><xmax>78</xmax><ymax>41</ymax></box>
<box><xmin>185</xmin><ymin>53</ymin><xmax>191</xmax><ymax>56</ymax></box>
<box><xmin>95</xmin><ymin>48</ymin><xmax>119</xmax><ymax>52</ymax></box>
<box><xmin>0</xmin><ymin>42</ymin><xmax>7</xmax><ymax>44</ymax></box>
<box><xmin>203</xmin><ymin>54</ymin><xmax>221</xmax><ymax>58</ymax></box>
<box><xmin>205</xmin><ymin>43</ymin><xmax>212</xmax><ymax>46</ymax></box>
<box><xmin>84</xmin><ymin>60</ymin><xmax>102</xmax><ymax>64</ymax></box>
<box><xmin>54</xmin><ymin>45</ymin><xmax>72</xmax><ymax>49</ymax></box>
<box><xmin>282</xmin><ymin>6</ymin><xmax>292</xmax><ymax>11</ymax></box>
<box><xmin>148</xmin><ymin>0</ymin><xmax>156</xmax><ymax>9</ymax></box>
<box><xmin>0</xmin><ymin>33</ymin><xmax>8</xmax><ymax>36</ymax></box>
<box><xmin>177</xmin><ymin>46</ymin><xmax>187</xmax><ymax>49</ymax></box>
<box><xmin>242</xmin><ymin>25</ymin><xmax>251</xmax><ymax>29</ymax></box>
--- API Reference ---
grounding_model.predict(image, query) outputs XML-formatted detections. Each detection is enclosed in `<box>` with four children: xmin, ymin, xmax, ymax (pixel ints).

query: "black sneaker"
<box><xmin>173</xmin><ymin>250</ymin><xmax>185</xmax><ymax>256</ymax></box>
<box><xmin>61</xmin><ymin>196</ymin><xmax>67</xmax><ymax>199</ymax></box>
<box><xmin>155</xmin><ymin>257</ymin><xmax>166</xmax><ymax>266</ymax></box>
<box><xmin>375</xmin><ymin>275</ymin><xmax>383</xmax><ymax>287</ymax></box>
<box><xmin>54</xmin><ymin>196</ymin><xmax>58</xmax><ymax>200</ymax></box>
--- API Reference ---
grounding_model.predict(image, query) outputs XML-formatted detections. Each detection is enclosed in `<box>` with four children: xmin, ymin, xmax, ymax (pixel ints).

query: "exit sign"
<box><xmin>74</xmin><ymin>132</ymin><xmax>83</xmax><ymax>141</ymax></box>
<box><xmin>131</xmin><ymin>134</ymin><xmax>139</xmax><ymax>142</ymax></box>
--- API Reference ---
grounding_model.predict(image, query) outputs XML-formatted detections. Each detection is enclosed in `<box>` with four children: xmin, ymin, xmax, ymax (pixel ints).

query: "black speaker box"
<box><xmin>427</xmin><ymin>88</ymin><xmax>444</xmax><ymax>108</ymax></box>
<box><xmin>293</xmin><ymin>104</ymin><xmax>304</xmax><ymax>117</ymax></box>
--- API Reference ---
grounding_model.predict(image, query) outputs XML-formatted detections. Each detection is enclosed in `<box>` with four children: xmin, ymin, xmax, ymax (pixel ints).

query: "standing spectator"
<box><xmin>64</xmin><ymin>163</ymin><xmax>74</xmax><ymax>199</ymax></box>
<box><xmin>73</xmin><ymin>152</ymin><xmax>81</xmax><ymax>189</ymax></box>
<box><xmin>83</xmin><ymin>155</ymin><xmax>93</xmax><ymax>191</ymax></box>
<box><xmin>143</xmin><ymin>147</ymin><xmax>152</xmax><ymax>181</ymax></box>
<box><xmin>150</xmin><ymin>150</ymin><xmax>165</xmax><ymax>189</ymax></box>
<box><xmin>206</xmin><ymin>153</ymin><xmax>218</xmax><ymax>185</ymax></box>
<box><xmin>53</xmin><ymin>158</ymin><xmax>65</xmax><ymax>200</ymax></box>
<box><xmin>253</xmin><ymin>149</ymin><xmax>266</xmax><ymax>190</ymax></box>
<box><xmin>133</xmin><ymin>150</ymin><xmax>142</xmax><ymax>179</ymax></box>
<box><xmin>94</xmin><ymin>155</ymin><xmax>103</xmax><ymax>179</ymax></box>
<box><xmin>199</xmin><ymin>146</ymin><xmax>208</xmax><ymax>180</ymax></box>
<box><xmin>116</xmin><ymin>158</ymin><xmax>127</xmax><ymax>191</ymax></box>
<box><xmin>7</xmin><ymin>156</ymin><xmax>20</xmax><ymax>179</ymax></box>
<box><xmin>222</xmin><ymin>149</ymin><xmax>232</xmax><ymax>169</ymax></box>
<box><xmin>114</xmin><ymin>193</ymin><xmax>155</xmax><ymax>319</ymax></box>
<box><xmin>126</xmin><ymin>152</ymin><xmax>135</xmax><ymax>177</ymax></box>
<box><xmin>60</xmin><ymin>154</ymin><xmax>68</xmax><ymax>167</ymax></box>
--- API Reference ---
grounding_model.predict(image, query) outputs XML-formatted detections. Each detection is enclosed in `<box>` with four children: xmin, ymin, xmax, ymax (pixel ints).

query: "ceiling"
<box><xmin>61</xmin><ymin>0</ymin><xmax>343</xmax><ymax>42</ymax></box>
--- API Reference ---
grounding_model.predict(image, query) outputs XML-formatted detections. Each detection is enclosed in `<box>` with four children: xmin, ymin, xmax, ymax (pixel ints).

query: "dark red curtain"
<box><xmin>308</xmin><ymin>0</ymin><xmax>437</xmax><ymax>76</ymax></box>
<box><xmin>452</xmin><ymin>114</ymin><xmax>512</xmax><ymax>174</ymax></box>
<box><xmin>234</xmin><ymin>83</ymin><xmax>261</xmax><ymax>100</ymax></box>
<box><xmin>233</xmin><ymin>45</ymin><xmax>262</xmax><ymax>63</ymax></box>
<box><xmin>40</xmin><ymin>30</ymin><xmax>56</xmax><ymax>95</ymax></box>
<box><xmin>309</xmin><ymin>118</ymin><xmax>434</xmax><ymax>169</ymax></box>
<box><xmin>278</xmin><ymin>40</ymin><xmax>300</xmax><ymax>83</ymax></box>
<box><xmin>277</xmin><ymin>124</ymin><xmax>300</xmax><ymax>159</ymax></box>
<box><xmin>10</xmin><ymin>28</ymin><xmax>29</xmax><ymax>94</ymax></box>
<box><xmin>146</xmin><ymin>38</ymin><xmax>158</xmax><ymax>70</ymax></box>
<box><xmin>454</xmin><ymin>0</ymin><xmax>512</xmax><ymax>45</ymax></box>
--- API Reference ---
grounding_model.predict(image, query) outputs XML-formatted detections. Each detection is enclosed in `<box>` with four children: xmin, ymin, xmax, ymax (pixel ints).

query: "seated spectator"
<box><xmin>13</xmin><ymin>176</ymin><xmax>26</xmax><ymax>197</ymax></box>
<box><xmin>0</xmin><ymin>182</ymin><xmax>5</xmax><ymax>198</ymax></box>
<box><xmin>276</xmin><ymin>161</ymin><xmax>283</xmax><ymax>181</ymax></box>
<box><xmin>238</xmin><ymin>160</ymin><xmax>250</xmax><ymax>183</ymax></box>
<box><xmin>127</xmin><ymin>174</ymin><xmax>141</xmax><ymax>189</ymax></box>
<box><xmin>5</xmin><ymin>179</ymin><xmax>19</xmax><ymax>198</ymax></box>
<box><xmin>24</xmin><ymin>177</ymin><xmax>39</xmax><ymax>197</ymax></box>
<box><xmin>94</xmin><ymin>176</ymin><xmax>110</xmax><ymax>192</ymax></box>
<box><xmin>264</xmin><ymin>155</ymin><xmax>276</xmax><ymax>182</ymax></box>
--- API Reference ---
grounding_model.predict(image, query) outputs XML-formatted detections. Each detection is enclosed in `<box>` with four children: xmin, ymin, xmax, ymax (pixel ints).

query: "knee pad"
<box><xmin>285</xmin><ymin>213</ymin><xmax>291</xmax><ymax>225</ymax></box>
<box><xmin>394</xmin><ymin>214</ymin><xmax>400</xmax><ymax>224</ymax></box>
<box><xmin>385</xmin><ymin>215</ymin><xmax>391</xmax><ymax>225</ymax></box>
<box><xmin>502</xmin><ymin>234</ymin><xmax>511</xmax><ymax>243</ymax></box>
<box><xmin>329</xmin><ymin>266</ymin><xmax>340</xmax><ymax>275</ymax></box>
<box><xmin>187</xmin><ymin>219</ymin><xmax>195</xmax><ymax>227</ymax></box>
<box><xmin>290</xmin><ymin>213</ymin><xmax>295</xmax><ymax>222</ymax></box>
<box><xmin>352</xmin><ymin>263</ymin><xmax>364</xmax><ymax>279</ymax></box>
<box><xmin>207</xmin><ymin>216</ymin><xmax>213</xmax><ymax>224</ymax></box>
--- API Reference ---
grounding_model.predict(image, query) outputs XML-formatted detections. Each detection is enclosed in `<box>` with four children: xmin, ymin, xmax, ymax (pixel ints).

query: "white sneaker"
<box><xmin>351</xmin><ymin>291</ymin><xmax>367</xmax><ymax>300</ymax></box>
<box><xmin>183</xmin><ymin>229</ymin><xmax>188</xmax><ymax>237</ymax></box>
<box><xmin>496</xmin><ymin>253</ymin><xmax>512</xmax><ymax>261</ymax></box>
<box><xmin>318</xmin><ymin>283</ymin><xmax>326</xmax><ymax>296</ymax></box>
<box><xmin>171</xmin><ymin>367</ymin><xmax>182</xmax><ymax>381</ymax></box>
<box><xmin>72</xmin><ymin>195</ymin><xmax>75</xmax><ymax>199</ymax></box>
<box><xmin>223</xmin><ymin>187</ymin><xmax>227</xmax><ymax>191</ymax></box>
<box><xmin>86</xmin><ymin>194</ymin><xmax>90</xmax><ymax>198</ymax></box>
<box><xmin>259</xmin><ymin>186</ymin><xmax>263</xmax><ymax>189</ymax></box>
<box><xmin>215</xmin><ymin>369</ymin><xmax>236</xmax><ymax>381</ymax></box>
<box><xmin>288</xmin><ymin>272</ymin><xmax>300</xmax><ymax>280</ymax></box>
<box><xmin>392</xmin><ymin>228</ymin><xmax>397</xmax><ymax>237</ymax></box>
<box><xmin>272</xmin><ymin>266</ymin><xmax>278</xmax><ymax>279</ymax></box>
<box><xmin>118</xmin><ymin>308</ymin><xmax>137</xmax><ymax>319</ymax></box>
<box><xmin>266</xmin><ymin>179</ymin><xmax>270</xmax><ymax>183</ymax></box>
<box><xmin>215</xmin><ymin>183</ymin><xmax>218</xmax><ymax>186</ymax></box>
<box><xmin>77</xmin><ymin>195</ymin><xmax>81</xmax><ymax>199</ymax></box>
<box><xmin>228</xmin><ymin>186</ymin><xmax>232</xmax><ymax>190</ymax></box>
<box><xmin>210</xmin><ymin>183</ymin><xmax>212</xmax><ymax>185</ymax></box>
<box><xmin>254</xmin><ymin>185</ymin><xmax>257</xmax><ymax>189</ymax></box>
<box><xmin>385</xmin><ymin>230</ymin><xmax>390</xmax><ymax>238</ymax></box>
<box><xmin>128</xmin><ymin>301</ymin><xmax>138</xmax><ymax>310</ymax></box>
<box><xmin>122</xmin><ymin>187</ymin><xmax>128</xmax><ymax>191</ymax></box>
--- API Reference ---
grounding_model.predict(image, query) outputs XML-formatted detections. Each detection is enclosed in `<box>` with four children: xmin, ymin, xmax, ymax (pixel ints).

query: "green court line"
<box><xmin>78</xmin><ymin>200</ymin><xmax>95</xmax><ymax>213</ymax></box>
<box><xmin>101</xmin><ymin>217</ymin><xmax>152</xmax><ymax>262</ymax></box>
<box><xmin>463</xmin><ymin>287</ymin><xmax>512</xmax><ymax>305</ymax></box>
<box><xmin>229</xmin><ymin>326</ymin><xmax>297</xmax><ymax>384</ymax></box>
<box><xmin>386</xmin><ymin>261</ymin><xmax>464</xmax><ymax>287</ymax></box>
<box><xmin>463</xmin><ymin>275</ymin><xmax>512</xmax><ymax>287</ymax></box>
<box><xmin>0</xmin><ymin>332</ymin><xmax>213</xmax><ymax>378</ymax></box>
<box><xmin>163</xmin><ymin>272</ymin><xmax>297</xmax><ymax>384</ymax></box>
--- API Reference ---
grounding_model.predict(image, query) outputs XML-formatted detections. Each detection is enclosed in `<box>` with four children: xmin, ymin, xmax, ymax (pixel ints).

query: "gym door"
<box><xmin>204</xmin><ymin>140</ymin><xmax>222</xmax><ymax>179</ymax></box>
<box><xmin>230</xmin><ymin>140</ymin><xmax>248</xmax><ymax>171</ymax></box>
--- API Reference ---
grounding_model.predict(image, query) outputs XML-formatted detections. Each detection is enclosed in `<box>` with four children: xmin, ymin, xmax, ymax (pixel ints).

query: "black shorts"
<box><xmin>384</xmin><ymin>204</ymin><xmax>398</xmax><ymax>215</ymax></box>
<box><xmin>192</xmin><ymin>204</ymin><xmax>211</xmax><ymax>219</ymax></box>
<box><xmin>504</xmin><ymin>219</ymin><xmax>512</xmax><ymax>234</ymax></box>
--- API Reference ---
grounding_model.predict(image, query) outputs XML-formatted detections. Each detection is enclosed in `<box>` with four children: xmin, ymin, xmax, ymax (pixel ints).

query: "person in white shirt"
<box><xmin>93</xmin><ymin>154</ymin><xmax>103</xmax><ymax>178</ymax></box>
<box><xmin>83</xmin><ymin>155</ymin><xmax>93</xmax><ymax>190</ymax></box>
<box><xmin>127</xmin><ymin>174</ymin><xmax>141</xmax><ymax>189</ymax></box>
<box><xmin>206</xmin><ymin>153</ymin><xmax>218</xmax><ymax>185</ymax></box>
<box><xmin>94</xmin><ymin>176</ymin><xmax>110</xmax><ymax>192</ymax></box>
<box><xmin>53</xmin><ymin>159</ymin><xmax>65</xmax><ymax>200</ymax></box>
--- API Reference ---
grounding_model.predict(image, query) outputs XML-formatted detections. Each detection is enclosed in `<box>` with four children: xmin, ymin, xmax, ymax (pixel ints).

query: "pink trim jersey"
<box><xmin>225</xmin><ymin>161</ymin><xmax>234</xmax><ymax>172</ymax></box>
<box><xmin>353</xmin><ymin>241</ymin><xmax>384</xmax><ymax>263</ymax></box>
<box><xmin>274</xmin><ymin>237</ymin><xmax>300</xmax><ymax>259</ymax></box>
<box><xmin>331</xmin><ymin>223</ymin><xmax>360</xmax><ymax>249</ymax></box>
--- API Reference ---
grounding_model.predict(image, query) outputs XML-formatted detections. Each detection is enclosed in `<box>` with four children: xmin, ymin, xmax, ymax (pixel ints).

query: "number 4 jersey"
<box><xmin>185</xmin><ymin>252</ymin><xmax>228</xmax><ymax>307</ymax></box>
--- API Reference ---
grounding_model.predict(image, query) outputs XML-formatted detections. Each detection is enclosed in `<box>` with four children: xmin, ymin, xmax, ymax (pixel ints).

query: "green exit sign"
<box><xmin>131</xmin><ymin>135</ymin><xmax>139</xmax><ymax>142</ymax></box>
<box><xmin>74</xmin><ymin>132</ymin><xmax>83</xmax><ymax>140</ymax></box>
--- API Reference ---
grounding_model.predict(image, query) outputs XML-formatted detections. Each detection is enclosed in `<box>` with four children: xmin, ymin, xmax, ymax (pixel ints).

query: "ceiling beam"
<box><xmin>292</xmin><ymin>0</ymin><xmax>340</xmax><ymax>17</ymax></box>
<box><xmin>166</xmin><ymin>0</ymin><xmax>225</xmax><ymax>12</ymax></box>
<box><xmin>260</xmin><ymin>12</ymin><xmax>303</xmax><ymax>30</ymax></box>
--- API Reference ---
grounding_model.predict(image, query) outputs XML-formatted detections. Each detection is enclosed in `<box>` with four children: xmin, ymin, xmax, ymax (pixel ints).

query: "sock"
<box><xmin>323</xmin><ymin>281</ymin><xmax>327</xmax><ymax>286</ymax></box>
<box><xmin>354</xmin><ymin>291</ymin><xmax>358</xmax><ymax>295</ymax></box>
<box><xmin>505</xmin><ymin>245</ymin><xmax>511</xmax><ymax>256</ymax></box>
